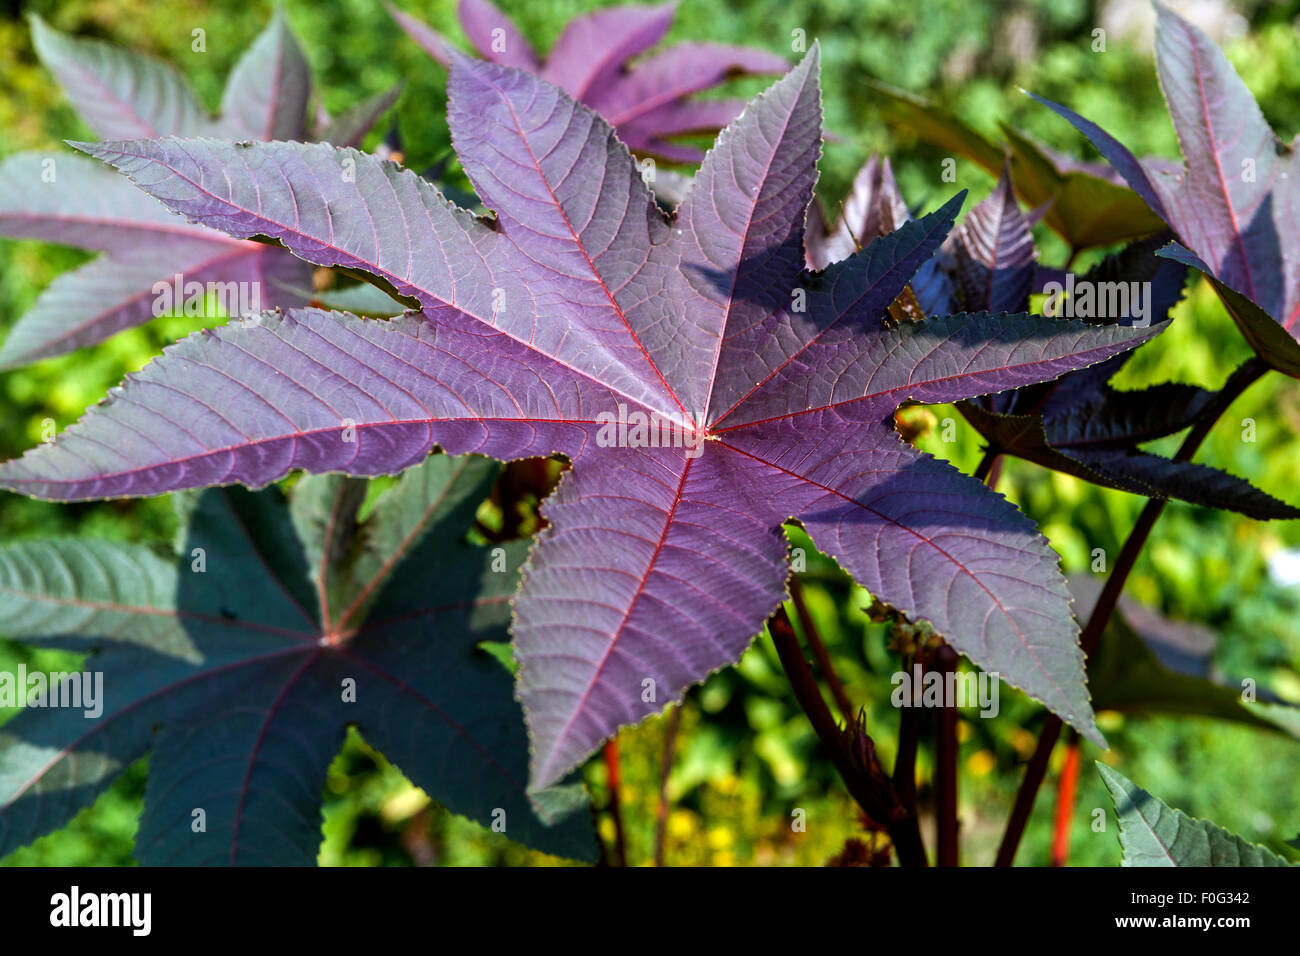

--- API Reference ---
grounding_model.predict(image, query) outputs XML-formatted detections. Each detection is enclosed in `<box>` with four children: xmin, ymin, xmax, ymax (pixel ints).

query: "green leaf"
<box><xmin>1098</xmin><ymin>763</ymin><xmax>1293</xmax><ymax>866</ymax></box>
<box><xmin>288</xmin><ymin>473</ymin><xmax>369</xmax><ymax>634</ymax></box>
<box><xmin>869</xmin><ymin>80</ymin><xmax>1004</xmax><ymax>172</ymax></box>
<box><xmin>0</xmin><ymin>455</ymin><xmax>595</xmax><ymax>864</ymax></box>
<box><xmin>1084</xmin><ymin>582</ymin><xmax>1300</xmax><ymax>737</ymax></box>
<box><xmin>873</xmin><ymin>79</ymin><xmax>1003</xmax><ymax>171</ymax></box>
<box><xmin>1247</xmin><ymin>701</ymin><xmax>1300</xmax><ymax>739</ymax></box>
<box><xmin>1000</xmin><ymin>124</ymin><xmax>1167</xmax><ymax>251</ymax></box>
<box><xmin>868</xmin><ymin>80</ymin><xmax>1164</xmax><ymax>250</ymax></box>
<box><xmin>0</xmin><ymin>539</ymin><xmax>191</xmax><ymax>654</ymax></box>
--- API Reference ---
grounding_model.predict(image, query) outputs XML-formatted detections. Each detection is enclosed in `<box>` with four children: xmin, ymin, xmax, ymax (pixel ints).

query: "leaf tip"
<box><xmin>1081</xmin><ymin>720</ymin><xmax>1108</xmax><ymax>750</ymax></box>
<box><xmin>1094</xmin><ymin>759</ymin><xmax>1125</xmax><ymax>794</ymax></box>
<box><xmin>936</xmin><ymin>188</ymin><xmax>968</xmax><ymax>223</ymax></box>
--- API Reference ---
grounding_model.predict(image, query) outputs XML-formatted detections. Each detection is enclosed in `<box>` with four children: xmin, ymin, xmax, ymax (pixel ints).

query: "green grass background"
<box><xmin>1</xmin><ymin>0</ymin><xmax>1298</xmax><ymax>866</ymax></box>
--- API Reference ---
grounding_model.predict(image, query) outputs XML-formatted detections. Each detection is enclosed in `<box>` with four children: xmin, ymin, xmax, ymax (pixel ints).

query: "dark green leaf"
<box><xmin>0</xmin><ymin>456</ymin><xmax>595</xmax><ymax>864</ymax></box>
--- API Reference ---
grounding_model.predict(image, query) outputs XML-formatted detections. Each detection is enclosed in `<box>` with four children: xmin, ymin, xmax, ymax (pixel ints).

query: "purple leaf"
<box><xmin>947</xmin><ymin>166</ymin><xmax>1037</xmax><ymax>314</ymax></box>
<box><xmin>609</xmin><ymin>97</ymin><xmax>749</xmax><ymax>163</ymax></box>
<box><xmin>803</xmin><ymin>153</ymin><xmax>953</xmax><ymax>315</ymax></box>
<box><xmin>28</xmin><ymin>14</ymin><xmax>206</xmax><ymax>140</ymax></box>
<box><xmin>1030</xmin><ymin>4</ymin><xmax>1300</xmax><ymax>372</ymax></box>
<box><xmin>0</xmin><ymin>12</ymin><xmax>376</xmax><ymax>368</ymax></box>
<box><xmin>1074</xmin><ymin>447</ymin><xmax>1300</xmax><ymax>519</ymax></box>
<box><xmin>541</xmin><ymin>2</ymin><xmax>673</xmax><ymax>96</ymax></box>
<box><xmin>0</xmin><ymin>152</ymin><xmax>210</xmax><ymax>249</ymax></box>
<box><xmin>0</xmin><ymin>240</ymin><xmax>310</xmax><ymax>370</ymax></box>
<box><xmin>590</xmin><ymin>42</ymin><xmax>789</xmax><ymax>115</ymax></box>
<box><xmin>805</xmin><ymin>154</ymin><xmax>909</xmax><ymax>271</ymax></box>
<box><xmin>962</xmin><ymin>383</ymin><xmax>1299</xmax><ymax>520</ymax></box>
<box><xmin>675</xmin><ymin>50</ymin><xmax>822</xmax><ymax>419</ymax></box>
<box><xmin>592</xmin><ymin>42</ymin><xmax>789</xmax><ymax>160</ymax></box>
<box><xmin>389</xmin><ymin>2</ymin><xmax>785</xmax><ymax>162</ymax></box>
<box><xmin>1043</xmin><ymin>382</ymin><xmax>1212</xmax><ymax>446</ymax></box>
<box><xmin>457</xmin><ymin>0</ymin><xmax>540</xmax><ymax>70</ymax></box>
<box><xmin>803</xmin><ymin>195</ymin><xmax>833</xmax><ymax>270</ymax></box>
<box><xmin>0</xmin><ymin>152</ymin><xmax>311</xmax><ymax>368</ymax></box>
<box><xmin>1158</xmin><ymin>242</ymin><xmax>1300</xmax><ymax>379</ymax></box>
<box><xmin>516</xmin><ymin>445</ymin><xmax>791</xmax><ymax>786</ymax></box>
<box><xmin>957</xmin><ymin>235</ymin><xmax>1297</xmax><ymax>518</ymax></box>
<box><xmin>8</xmin><ymin>52</ymin><xmax>1184</xmax><ymax>784</ymax></box>
<box><xmin>316</xmin><ymin>85</ymin><xmax>402</xmax><ymax>149</ymax></box>
<box><xmin>212</xmin><ymin>9</ymin><xmax>312</xmax><ymax>142</ymax></box>
<box><xmin>722</xmin><ymin>413</ymin><xmax>1100</xmax><ymax>741</ymax></box>
<box><xmin>0</xmin><ymin>308</ymin><xmax>614</xmax><ymax>499</ymax></box>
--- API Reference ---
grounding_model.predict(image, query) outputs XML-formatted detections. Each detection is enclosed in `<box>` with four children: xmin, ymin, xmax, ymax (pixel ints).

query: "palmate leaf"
<box><xmin>0</xmin><ymin>149</ymin><xmax>310</xmax><ymax>368</ymax></box>
<box><xmin>388</xmin><ymin>0</ymin><xmax>787</xmax><ymax>162</ymax></box>
<box><xmin>867</xmin><ymin>80</ymin><xmax>1166</xmax><ymax>251</ymax></box>
<box><xmin>0</xmin><ymin>52</ymin><xmax>1178</xmax><ymax>787</ymax></box>
<box><xmin>813</xmin><ymin>165</ymin><xmax>1297</xmax><ymax>519</ymax></box>
<box><xmin>1097</xmin><ymin>764</ymin><xmax>1293</xmax><ymax>867</ymax></box>
<box><xmin>0</xmin><ymin>11</ymin><xmax>397</xmax><ymax>369</ymax></box>
<box><xmin>1031</xmin><ymin>3</ymin><xmax>1300</xmax><ymax>377</ymax></box>
<box><xmin>0</xmin><ymin>454</ymin><xmax>595</xmax><ymax>865</ymax></box>
<box><xmin>944</xmin><ymin>183</ymin><xmax>1297</xmax><ymax>519</ymax></box>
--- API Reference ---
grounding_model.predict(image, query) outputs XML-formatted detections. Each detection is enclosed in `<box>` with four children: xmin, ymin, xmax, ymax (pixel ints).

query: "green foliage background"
<box><xmin>1</xmin><ymin>0</ymin><xmax>1297</xmax><ymax>866</ymax></box>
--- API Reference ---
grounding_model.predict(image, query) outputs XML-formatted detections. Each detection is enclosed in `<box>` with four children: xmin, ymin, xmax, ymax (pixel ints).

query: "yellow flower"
<box><xmin>966</xmin><ymin>750</ymin><xmax>996</xmax><ymax>777</ymax></box>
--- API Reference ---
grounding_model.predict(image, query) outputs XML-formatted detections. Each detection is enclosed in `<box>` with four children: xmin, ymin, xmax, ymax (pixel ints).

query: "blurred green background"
<box><xmin>1</xmin><ymin>0</ymin><xmax>1298</xmax><ymax>866</ymax></box>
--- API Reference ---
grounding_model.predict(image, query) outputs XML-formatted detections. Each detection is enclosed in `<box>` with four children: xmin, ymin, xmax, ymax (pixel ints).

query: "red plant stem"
<box><xmin>994</xmin><ymin>713</ymin><xmax>1061</xmax><ymax>866</ymax></box>
<box><xmin>910</xmin><ymin>447</ymin><xmax>1000</xmax><ymax>864</ymax></box>
<box><xmin>972</xmin><ymin>445</ymin><xmax>1003</xmax><ymax>492</ymax></box>
<box><xmin>790</xmin><ymin>576</ymin><xmax>854</xmax><ymax>720</ymax></box>
<box><xmin>654</xmin><ymin>704</ymin><xmax>683</xmax><ymax>867</ymax></box>
<box><xmin>934</xmin><ymin>643</ymin><xmax>960</xmax><ymax>866</ymax></box>
<box><xmin>994</xmin><ymin>356</ymin><xmax>1268</xmax><ymax>866</ymax></box>
<box><xmin>984</xmin><ymin>454</ymin><xmax>1004</xmax><ymax>491</ymax></box>
<box><xmin>1051</xmin><ymin>731</ymin><xmax>1081</xmax><ymax>867</ymax></box>
<box><xmin>893</xmin><ymin>686</ymin><xmax>920</xmax><ymax>811</ymax></box>
<box><xmin>769</xmin><ymin>607</ymin><xmax>928</xmax><ymax>866</ymax></box>
<box><xmin>603</xmin><ymin>739</ymin><xmax>628</xmax><ymax>867</ymax></box>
